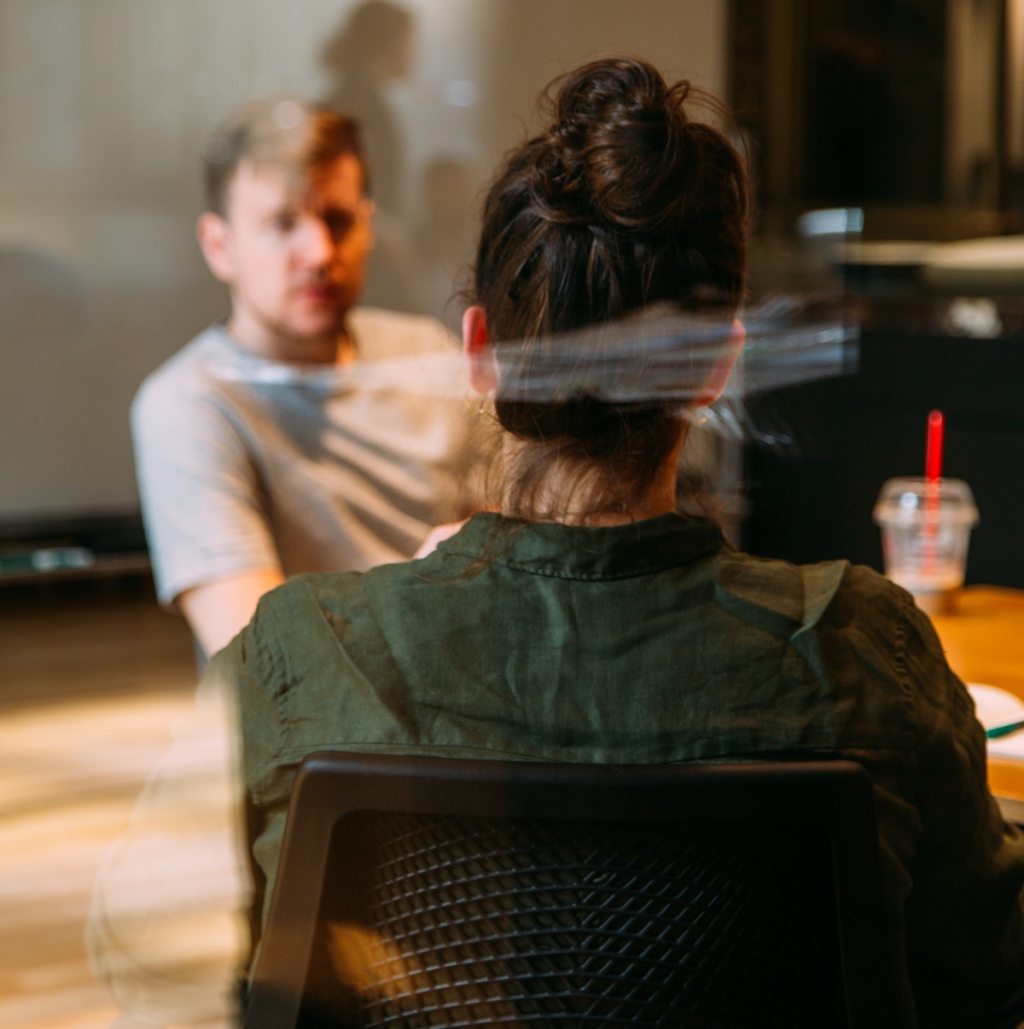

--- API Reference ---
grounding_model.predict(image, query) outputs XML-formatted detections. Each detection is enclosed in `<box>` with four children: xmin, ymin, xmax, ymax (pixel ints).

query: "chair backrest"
<box><xmin>244</xmin><ymin>753</ymin><xmax>907</xmax><ymax>1029</ymax></box>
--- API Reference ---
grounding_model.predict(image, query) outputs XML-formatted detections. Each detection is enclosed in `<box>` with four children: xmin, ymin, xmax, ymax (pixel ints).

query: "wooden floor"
<box><xmin>0</xmin><ymin>577</ymin><xmax>233</xmax><ymax>1029</ymax></box>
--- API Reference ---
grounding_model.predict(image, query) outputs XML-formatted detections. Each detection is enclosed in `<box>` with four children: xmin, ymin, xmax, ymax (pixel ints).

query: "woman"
<box><xmin>225</xmin><ymin>58</ymin><xmax>1024</xmax><ymax>1023</ymax></box>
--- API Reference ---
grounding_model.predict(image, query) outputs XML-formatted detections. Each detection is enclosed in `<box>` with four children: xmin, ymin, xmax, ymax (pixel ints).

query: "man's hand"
<box><xmin>413</xmin><ymin>520</ymin><xmax>468</xmax><ymax>559</ymax></box>
<box><xmin>178</xmin><ymin>569</ymin><xmax>285</xmax><ymax>658</ymax></box>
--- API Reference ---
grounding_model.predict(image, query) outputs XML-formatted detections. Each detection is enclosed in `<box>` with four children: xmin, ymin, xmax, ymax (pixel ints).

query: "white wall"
<box><xmin>0</xmin><ymin>0</ymin><xmax>727</xmax><ymax>520</ymax></box>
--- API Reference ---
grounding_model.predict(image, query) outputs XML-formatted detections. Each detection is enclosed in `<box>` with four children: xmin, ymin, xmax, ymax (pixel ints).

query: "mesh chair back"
<box><xmin>244</xmin><ymin>754</ymin><xmax>904</xmax><ymax>1029</ymax></box>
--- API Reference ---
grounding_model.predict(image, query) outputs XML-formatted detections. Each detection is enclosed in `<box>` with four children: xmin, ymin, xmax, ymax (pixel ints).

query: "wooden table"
<box><xmin>930</xmin><ymin>586</ymin><xmax>1024</xmax><ymax>803</ymax></box>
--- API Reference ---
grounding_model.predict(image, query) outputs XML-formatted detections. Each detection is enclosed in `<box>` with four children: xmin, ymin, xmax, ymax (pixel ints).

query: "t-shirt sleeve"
<box><xmin>131</xmin><ymin>374</ymin><xmax>282</xmax><ymax>606</ymax></box>
<box><xmin>899</xmin><ymin>597</ymin><xmax>1024</xmax><ymax>1025</ymax></box>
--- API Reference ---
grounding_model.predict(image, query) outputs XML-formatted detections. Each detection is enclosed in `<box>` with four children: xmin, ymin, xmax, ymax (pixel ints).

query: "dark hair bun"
<box><xmin>536</xmin><ymin>58</ymin><xmax>695</xmax><ymax>234</ymax></box>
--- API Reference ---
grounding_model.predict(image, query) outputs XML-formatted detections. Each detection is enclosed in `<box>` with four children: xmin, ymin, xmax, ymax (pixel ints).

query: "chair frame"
<box><xmin>244</xmin><ymin>753</ymin><xmax>903</xmax><ymax>1028</ymax></box>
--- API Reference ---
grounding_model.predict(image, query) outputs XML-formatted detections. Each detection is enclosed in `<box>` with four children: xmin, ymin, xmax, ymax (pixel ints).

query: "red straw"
<box><xmin>922</xmin><ymin>410</ymin><xmax>944</xmax><ymax>574</ymax></box>
<box><xmin>925</xmin><ymin>409</ymin><xmax>944</xmax><ymax>481</ymax></box>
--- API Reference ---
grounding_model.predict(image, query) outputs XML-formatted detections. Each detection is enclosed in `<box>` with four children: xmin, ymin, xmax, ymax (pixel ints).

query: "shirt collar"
<box><xmin>203</xmin><ymin>323</ymin><xmax>358</xmax><ymax>392</ymax></box>
<box><xmin>438</xmin><ymin>512</ymin><xmax>727</xmax><ymax>581</ymax></box>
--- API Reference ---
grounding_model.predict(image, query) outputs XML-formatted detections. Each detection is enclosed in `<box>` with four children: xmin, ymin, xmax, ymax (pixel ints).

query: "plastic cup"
<box><xmin>872</xmin><ymin>477</ymin><xmax>979</xmax><ymax>614</ymax></box>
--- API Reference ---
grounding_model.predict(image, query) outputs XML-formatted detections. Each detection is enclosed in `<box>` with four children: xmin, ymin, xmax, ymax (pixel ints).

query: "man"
<box><xmin>132</xmin><ymin>98</ymin><xmax>477</xmax><ymax>657</ymax></box>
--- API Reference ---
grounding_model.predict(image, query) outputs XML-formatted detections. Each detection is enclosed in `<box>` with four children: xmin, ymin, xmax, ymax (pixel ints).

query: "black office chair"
<box><xmin>244</xmin><ymin>753</ymin><xmax>907</xmax><ymax>1029</ymax></box>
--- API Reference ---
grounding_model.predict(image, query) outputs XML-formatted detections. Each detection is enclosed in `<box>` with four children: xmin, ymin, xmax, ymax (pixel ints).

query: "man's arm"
<box><xmin>131</xmin><ymin>362</ymin><xmax>288</xmax><ymax>653</ymax></box>
<box><xmin>179</xmin><ymin>568</ymin><xmax>285</xmax><ymax>659</ymax></box>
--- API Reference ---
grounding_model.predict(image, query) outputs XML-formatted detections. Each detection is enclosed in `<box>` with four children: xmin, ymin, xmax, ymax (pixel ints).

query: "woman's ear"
<box><xmin>462</xmin><ymin>305</ymin><xmax>497</xmax><ymax>394</ymax></box>
<box><xmin>696</xmin><ymin>318</ymin><xmax>745</xmax><ymax>405</ymax></box>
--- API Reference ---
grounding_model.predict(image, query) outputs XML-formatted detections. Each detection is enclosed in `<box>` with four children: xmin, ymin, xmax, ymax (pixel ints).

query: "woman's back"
<box><xmin>240</xmin><ymin>516</ymin><xmax>909</xmax><ymax>774</ymax></box>
<box><xmin>231</xmin><ymin>508</ymin><xmax>1024</xmax><ymax>1023</ymax></box>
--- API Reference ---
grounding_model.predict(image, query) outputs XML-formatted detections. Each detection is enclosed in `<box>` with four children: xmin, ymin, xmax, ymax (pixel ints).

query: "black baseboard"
<box><xmin>0</xmin><ymin>509</ymin><xmax>150</xmax><ymax>583</ymax></box>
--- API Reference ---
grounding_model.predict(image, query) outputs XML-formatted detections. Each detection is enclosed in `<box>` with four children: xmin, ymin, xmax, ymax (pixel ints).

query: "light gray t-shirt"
<box><xmin>131</xmin><ymin>308</ymin><xmax>480</xmax><ymax>606</ymax></box>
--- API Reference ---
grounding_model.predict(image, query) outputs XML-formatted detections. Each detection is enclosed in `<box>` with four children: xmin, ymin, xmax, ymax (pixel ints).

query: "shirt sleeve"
<box><xmin>219</xmin><ymin>596</ymin><xmax>297</xmax><ymax>942</ymax></box>
<box><xmin>899</xmin><ymin>598</ymin><xmax>1024</xmax><ymax>1026</ymax></box>
<box><xmin>131</xmin><ymin>373</ymin><xmax>282</xmax><ymax>606</ymax></box>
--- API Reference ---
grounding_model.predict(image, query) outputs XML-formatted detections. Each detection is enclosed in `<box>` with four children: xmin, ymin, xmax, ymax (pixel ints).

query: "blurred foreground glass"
<box><xmin>873</xmin><ymin>477</ymin><xmax>979</xmax><ymax>614</ymax></box>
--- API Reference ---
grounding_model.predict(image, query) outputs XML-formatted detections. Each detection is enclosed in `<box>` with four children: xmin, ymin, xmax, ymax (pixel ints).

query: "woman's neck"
<box><xmin>498</xmin><ymin>432</ymin><xmax>685</xmax><ymax>526</ymax></box>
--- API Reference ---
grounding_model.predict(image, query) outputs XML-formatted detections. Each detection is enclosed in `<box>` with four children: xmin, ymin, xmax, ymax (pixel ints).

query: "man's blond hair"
<box><xmin>202</xmin><ymin>97</ymin><xmax>367</xmax><ymax>215</ymax></box>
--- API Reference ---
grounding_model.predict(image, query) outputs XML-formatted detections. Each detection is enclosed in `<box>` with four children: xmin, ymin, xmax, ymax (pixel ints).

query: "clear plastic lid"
<box><xmin>872</xmin><ymin>477</ymin><xmax>979</xmax><ymax>527</ymax></box>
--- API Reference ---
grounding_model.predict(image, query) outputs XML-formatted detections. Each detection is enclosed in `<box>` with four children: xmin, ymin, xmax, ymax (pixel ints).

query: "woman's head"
<box><xmin>468</xmin><ymin>57</ymin><xmax>749</xmax><ymax>521</ymax></box>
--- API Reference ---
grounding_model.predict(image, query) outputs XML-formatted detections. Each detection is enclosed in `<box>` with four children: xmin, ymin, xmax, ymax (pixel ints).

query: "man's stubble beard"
<box><xmin>240</xmin><ymin>279</ymin><xmax>358</xmax><ymax>360</ymax></box>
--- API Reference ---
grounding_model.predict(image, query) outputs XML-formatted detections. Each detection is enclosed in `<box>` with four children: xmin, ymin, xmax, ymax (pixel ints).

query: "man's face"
<box><xmin>199</xmin><ymin>154</ymin><xmax>372</xmax><ymax>361</ymax></box>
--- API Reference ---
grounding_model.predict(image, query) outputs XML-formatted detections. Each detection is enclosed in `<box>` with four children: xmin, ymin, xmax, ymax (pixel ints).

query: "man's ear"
<box><xmin>196</xmin><ymin>212</ymin><xmax>234</xmax><ymax>284</ymax></box>
<box><xmin>462</xmin><ymin>305</ymin><xmax>497</xmax><ymax>394</ymax></box>
<box><xmin>696</xmin><ymin>318</ymin><xmax>745</xmax><ymax>406</ymax></box>
<box><xmin>363</xmin><ymin>197</ymin><xmax>377</xmax><ymax>253</ymax></box>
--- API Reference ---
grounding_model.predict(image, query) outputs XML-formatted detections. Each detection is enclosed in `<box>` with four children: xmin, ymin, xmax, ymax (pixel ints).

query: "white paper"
<box><xmin>967</xmin><ymin>682</ymin><xmax>1024</xmax><ymax>760</ymax></box>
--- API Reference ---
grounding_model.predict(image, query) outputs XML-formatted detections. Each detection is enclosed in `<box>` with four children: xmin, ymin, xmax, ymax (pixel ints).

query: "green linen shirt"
<box><xmin>216</xmin><ymin>512</ymin><xmax>1024</xmax><ymax>1026</ymax></box>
